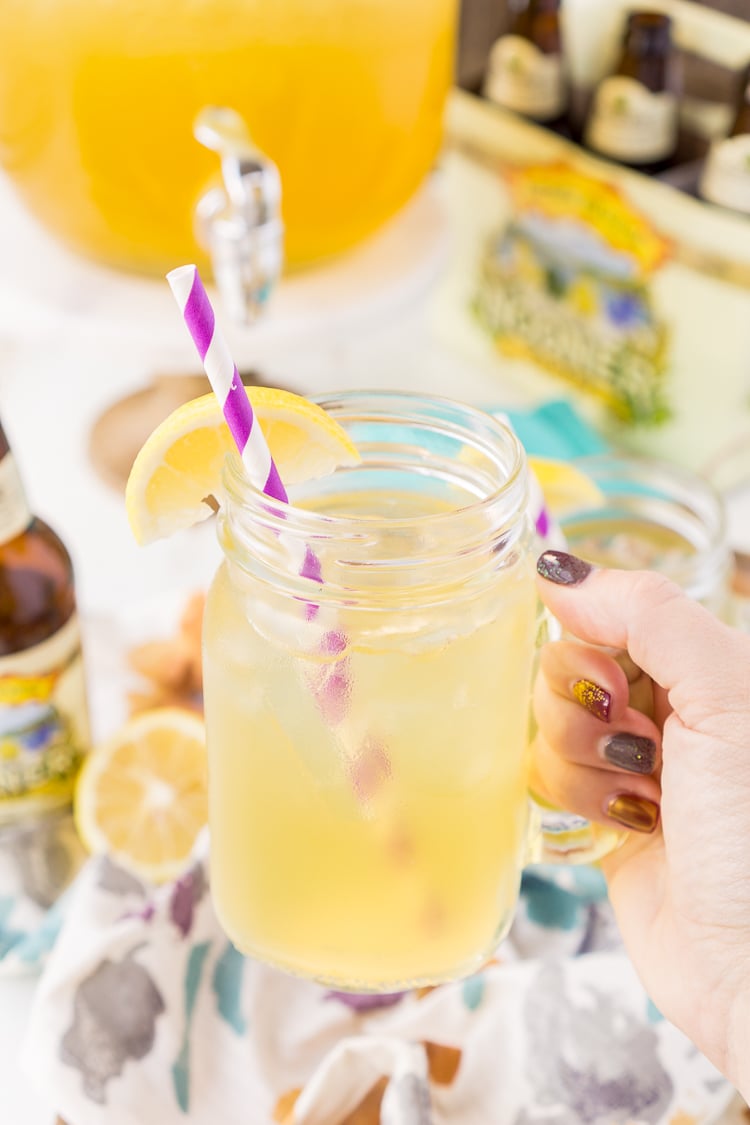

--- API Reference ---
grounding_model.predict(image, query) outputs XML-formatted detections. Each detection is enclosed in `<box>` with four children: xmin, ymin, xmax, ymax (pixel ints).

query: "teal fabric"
<box><xmin>499</xmin><ymin>399</ymin><xmax>608</xmax><ymax>460</ymax></box>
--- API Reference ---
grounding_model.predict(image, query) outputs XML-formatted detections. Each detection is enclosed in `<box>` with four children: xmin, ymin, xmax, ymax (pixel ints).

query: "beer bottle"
<box><xmin>699</xmin><ymin>62</ymin><xmax>750</xmax><ymax>216</ymax></box>
<box><xmin>585</xmin><ymin>11</ymin><xmax>679</xmax><ymax>173</ymax></box>
<box><xmin>0</xmin><ymin>418</ymin><xmax>90</xmax><ymax>827</ymax></box>
<box><xmin>484</xmin><ymin>0</ymin><xmax>570</xmax><ymax>133</ymax></box>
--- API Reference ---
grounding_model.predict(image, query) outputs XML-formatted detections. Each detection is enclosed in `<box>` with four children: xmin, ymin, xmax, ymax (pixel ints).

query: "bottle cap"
<box><xmin>193</xmin><ymin>106</ymin><xmax>284</xmax><ymax>326</ymax></box>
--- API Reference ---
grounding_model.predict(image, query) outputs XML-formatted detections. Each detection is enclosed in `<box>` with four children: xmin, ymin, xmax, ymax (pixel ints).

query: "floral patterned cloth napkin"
<box><xmin>22</xmin><ymin>844</ymin><xmax>732</xmax><ymax>1125</ymax></box>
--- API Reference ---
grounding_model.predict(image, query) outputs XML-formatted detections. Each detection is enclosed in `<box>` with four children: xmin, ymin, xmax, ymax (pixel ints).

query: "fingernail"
<box><xmin>537</xmin><ymin>550</ymin><xmax>593</xmax><ymax>586</ymax></box>
<box><xmin>603</xmin><ymin>733</ymin><xmax>656</xmax><ymax>775</ymax></box>
<box><xmin>606</xmin><ymin>793</ymin><xmax>660</xmax><ymax>833</ymax></box>
<box><xmin>572</xmin><ymin>679</ymin><xmax>611</xmax><ymax>722</ymax></box>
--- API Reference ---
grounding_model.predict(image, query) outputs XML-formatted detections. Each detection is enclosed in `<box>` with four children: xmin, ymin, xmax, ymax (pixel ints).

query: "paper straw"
<box><xmin>165</xmin><ymin>268</ymin><xmax>437</xmax><ymax>940</ymax></box>
<box><xmin>167</xmin><ymin>264</ymin><xmax>288</xmax><ymax>504</ymax></box>
<box><xmin>165</xmin><ymin>265</ymin><xmax>375</xmax><ymax>766</ymax></box>
<box><xmin>166</xmin><ymin>264</ymin><xmax>375</xmax><ymax>786</ymax></box>
<box><xmin>168</xmin><ymin>263</ymin><xmax>322</xmax><ymax>581</ymax></box>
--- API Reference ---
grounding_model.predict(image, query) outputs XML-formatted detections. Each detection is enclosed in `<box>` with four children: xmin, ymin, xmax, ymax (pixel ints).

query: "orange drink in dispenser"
<box><xmin>0</xmin><ymin>0</ymin><xmax>458</xmax><ymax>275</ymax></box>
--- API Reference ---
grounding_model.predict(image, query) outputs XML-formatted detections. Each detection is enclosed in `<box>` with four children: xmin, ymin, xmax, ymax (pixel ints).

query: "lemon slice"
<box><xmin>528</xmin><ymin>456</ymin><xmax>605</xmax><ymax>518</ymax></box>
<box><xmin>126</xmin><ymin>386</ymin><xmax>361</xmax><ymax>544</ymax></box>
<box><xmin>74</xmin><ymin>708</ymin><xmax>208</xmax><ymax>883</ymax></box>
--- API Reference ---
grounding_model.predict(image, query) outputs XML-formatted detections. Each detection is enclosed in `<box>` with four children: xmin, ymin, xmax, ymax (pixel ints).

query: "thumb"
<box><xmin>536</xmin><ymin>550</ymin><xmax>740</xmax><ymax>700</ymax></box>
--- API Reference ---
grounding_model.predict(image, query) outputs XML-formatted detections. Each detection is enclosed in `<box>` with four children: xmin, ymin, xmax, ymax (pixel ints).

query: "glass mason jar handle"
<box><xmin>526</xmin><ymin>794</ymin><xmax>627</xmax><ymax>866</ymax></box>
<box><xmin>526</xmin><ymin>609</ymin><xmax>631</xmax><ymax>867</ymax></box>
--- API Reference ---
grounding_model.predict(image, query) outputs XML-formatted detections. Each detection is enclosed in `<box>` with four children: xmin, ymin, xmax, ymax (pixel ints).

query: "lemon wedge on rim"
<box><xmin>125</xmin><ymin>386</ymin><xmax>361</xmax><ymax>545</ymax></box>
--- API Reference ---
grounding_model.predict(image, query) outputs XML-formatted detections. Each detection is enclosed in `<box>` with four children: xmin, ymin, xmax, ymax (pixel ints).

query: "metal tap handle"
<box><xmin>193</xmin><ymin>106</ymin><xmax>284</xmax><ymax>325</ymax></box>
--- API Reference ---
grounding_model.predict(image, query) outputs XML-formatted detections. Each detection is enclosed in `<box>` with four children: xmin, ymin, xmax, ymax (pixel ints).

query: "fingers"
<box><xmin>538</xmin><ymin>640</ymin><xmax>629</xmax><ymax>722</ymax></box>
<box><xmin>536</xmin><ymin>552</ymin><xmax>733</xmax><ymax>696</ymax></box>
<box><xmin>533</xmin><ymin>669</ymin><xmax>662</xmax><ymax>776</ymax></box>
<box><xmin>540</xmin><ymin>634</ymin><xmax>661</xmax><ymax>725</ymax></box>
<box><xmin>531</xmin><ymin>731</ymin><xmax>661</xmax><ymax>834</ymax></box>
<box><xmin>532</xmin><ymin>637</ymin><xmax>664</xmax><ymax>835</ymax></box>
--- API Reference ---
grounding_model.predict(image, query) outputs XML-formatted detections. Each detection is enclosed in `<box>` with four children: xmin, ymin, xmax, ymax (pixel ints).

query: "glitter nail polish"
<box><xmin>572</xmin><ymin>678</ymin><xmax>611</xmax><ymax>722</ymax></box>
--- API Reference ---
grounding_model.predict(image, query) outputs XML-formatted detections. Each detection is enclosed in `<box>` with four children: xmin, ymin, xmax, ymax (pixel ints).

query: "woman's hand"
<box><xmin>533</xmin><ymin>550</ymin><xmax>750</xmax><ymax>1096</ymax></box>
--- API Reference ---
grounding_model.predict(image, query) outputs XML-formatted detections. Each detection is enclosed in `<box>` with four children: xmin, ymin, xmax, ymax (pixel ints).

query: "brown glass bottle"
<box><xmin>729</xmin><ymin>63</ymin><xmax>750</xmax><ymax>139</ymax></box>
<box><xmin>0</xmin><ymin>419</ymin><xmax>90</xmax><ymax>825</ymax></box>
<box><xmin>699</xmin><ymin>62</ymin><xmax>750</xmax><ymax>215</ymax></box>
<box><xmin>585</xmin><ymin>11</ymin><xmax>679</xmax><ymax>174</ymax></box>
<box><xmin>484</xmin><ymin>0</ymin><xmax>570</xmax><ymax>133</ymax></box>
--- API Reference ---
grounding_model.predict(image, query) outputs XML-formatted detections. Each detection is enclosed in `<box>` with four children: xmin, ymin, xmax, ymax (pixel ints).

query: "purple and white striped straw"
<box><xmin>165</xmin><ymin>267</ymin><xmax>405</xmax><ymax>824</ymax></box>
<box><xmin>167</xmin><ymin>264</ymin><xmax>320</xmax><ymax>586</ymax></box>
<box><xmin>167</xmin><ymin>264</ymin><xmax>288</xmax><ymax>505</ymax></box>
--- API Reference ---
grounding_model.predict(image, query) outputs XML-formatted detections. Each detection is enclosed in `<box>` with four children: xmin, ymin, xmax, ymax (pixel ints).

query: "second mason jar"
<box><xmin>559</xmin><ymin>452</ymin><xmax>733</xmax><ymax>620</ymax></box>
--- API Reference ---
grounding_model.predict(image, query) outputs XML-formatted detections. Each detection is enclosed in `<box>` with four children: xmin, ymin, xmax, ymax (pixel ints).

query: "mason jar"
<box><xmin>558</xmin><ymin>452</ymin><xmax>733</xmax><ymax>618</ymax></box>
<box><xmin>202</xmin><ymin>391</ymin><xmax>610</xmax><ymax>992</ymax></box>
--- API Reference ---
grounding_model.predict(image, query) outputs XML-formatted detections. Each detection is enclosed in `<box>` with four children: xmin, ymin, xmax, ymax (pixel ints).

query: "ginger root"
<box><xmin>128</xmin><ymin>592</ymin><xmax>205</xmax><ymax>715</ymax></box>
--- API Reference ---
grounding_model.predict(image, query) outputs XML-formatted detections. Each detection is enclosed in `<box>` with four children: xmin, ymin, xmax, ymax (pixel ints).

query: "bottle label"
<box><xmin>0</xmin><ymin>453</ymin><xmax>31</xmax><ymax>544</ymax></box>
<box><xmin>485</xmin><ymin>35</ymin><xmax>566</xmax><ymax>122</ymax></box>
<box><xmin>586</xmin><ymin>76</ymin><xmax>678</xmax><ymax>163</ymax></box>
<box><xmin>700</xmin><ymin>135</ymin><xmax>750</xmax><ymax>216</ymax></box>
<box><xmin>0</xmin><ymin>614</ymin><xmax>90</xmax><ymax>817</ymax></box>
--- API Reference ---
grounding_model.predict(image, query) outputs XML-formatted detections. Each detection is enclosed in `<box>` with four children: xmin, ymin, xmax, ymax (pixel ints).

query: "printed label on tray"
<box><xmin>474</xmin><ymin>163</ymin><xmax>672</xmax><ymax>425</ymax></box>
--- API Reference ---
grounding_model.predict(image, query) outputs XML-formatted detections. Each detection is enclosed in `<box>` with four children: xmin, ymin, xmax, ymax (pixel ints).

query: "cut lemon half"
<box><xmin>528</xmin><ymin>456</ymin><xmax>605</xmax><ymax>518</ymax></box>
<box><xmin>74</xmin><ymin>708</ymin><xmax>208</xmax><ymax>884</ymax></box>
<box><xmin>126</xmin><ymin>386</ymin><xmax>361</xmax><ymax>544</ymax></box>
